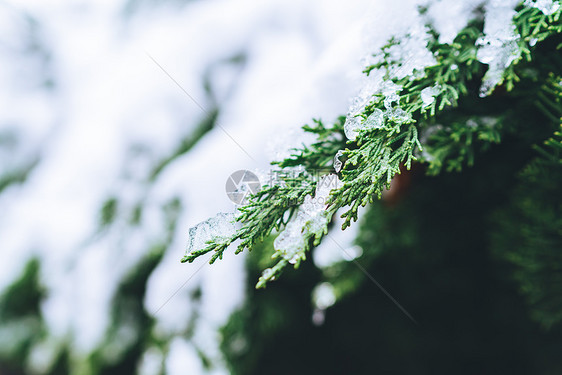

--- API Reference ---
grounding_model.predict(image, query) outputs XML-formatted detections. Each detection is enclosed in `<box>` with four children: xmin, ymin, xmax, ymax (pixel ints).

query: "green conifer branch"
<box><xmin>183</xmin><ymin>2</ymin><xmax>562</xmax><ymax>289</ymax></box>
<box><xmin>421</xmin><ymin>116</ymin><xmax>502</xmax><ymax>175</ymax></box>
<box><xmin>181</xmin><ymin>174</ymin><xmax>315</xmax><ymax>264</ymax></box>
<box><xmin>273</xmin><ymin>117</ymin><xmax>347</xmax><ymax>171</ymax></box>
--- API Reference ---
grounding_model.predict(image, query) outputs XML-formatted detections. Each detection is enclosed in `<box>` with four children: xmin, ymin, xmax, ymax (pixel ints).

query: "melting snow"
<box><xmin>476</xmin><ymin>0</ymin><xmax>521</xmax><ymax>97</ymax></box>
<box><xmin>524</xmin><ymin>0</ymin><xmax>561</xmax><ymax>15</ymax></box>
<box><xmin>273</xmin><ymin>174</ymin><xmax>342</xmax><ymax>263</ymax></box>
<box><xmin>185</xmin><ymin>213</ymin><xmax>236</xmax><ymax>256</ymax></box>
<box><xmin>420</xmin><ymin>84</ymin><xmax>441</xmax><ymax>107</ymax></box>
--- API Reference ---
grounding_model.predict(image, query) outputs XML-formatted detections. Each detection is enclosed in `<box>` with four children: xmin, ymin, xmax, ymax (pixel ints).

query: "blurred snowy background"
<box><xmin>0</xmin><ymin>0</ymin><xmax>440</xmax><ymax>373</ymax></box>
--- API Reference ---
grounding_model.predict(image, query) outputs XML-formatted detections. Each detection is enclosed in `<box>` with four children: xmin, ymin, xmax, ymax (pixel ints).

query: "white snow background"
<box><xmin>0</xmin><ymin>0</ymin><xmax>492</xmax><ymax>373</ymax></box>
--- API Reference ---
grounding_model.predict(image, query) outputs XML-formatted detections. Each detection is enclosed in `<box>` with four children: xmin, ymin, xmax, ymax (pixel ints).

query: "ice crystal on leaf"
<box><xmin>185</xmin><ymin>213</ymin><xmax>236</xmax><ymax>257</ymax></box>
<box><xmin>364</xmin><ymin>109</ymin><xmax>385</xmax><ymax>130</ymax></box>
<box><xmin>333</xmin><ymin>150</ymin><xmax>344</xmax><ymax>173</ymax></box>
<box><xmin>273</xmin><ymin>174</ymin><xmax>342</xmax><ymax>265</ymax></box>
<box><xmin>524</xmin><ymin>0</ymin><xmax>561</xmax><ymax>15</ymax></box>
<box><xmin>343</xmin><ymin>22</ymin><xmax>435</xmax><ymax>140</ymax></box>
<box><xmin>421</xmin><ymin>84</ymin><xmax>442</xmax><ymax>107</ymax></box>
<box><xmin>384</xmin><ymin>24</ymin><xmax>436</xmax><ymax>80</ymax></box>
<box><xmin>382</xmin><ymin>81</ymin><xmax>402</xmax><ymax>109</ymax></box>
<box><xmin>343</xmin><ymin>116</ymin><xmax>362</xmax><ymax>141</ymax></box>
<box><xmin>476</xmin><ymin>0</ymin><xmax>522</xmax><ymax>97</ymax></box>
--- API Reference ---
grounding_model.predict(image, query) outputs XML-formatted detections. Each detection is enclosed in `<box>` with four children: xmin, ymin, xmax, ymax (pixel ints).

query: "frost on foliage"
<box><xmin>524</xmin><ymin>0</ymin><xmax>561</xmax><ymax>15</ymax></box>
<box><xmin>344</xmin><ymin>23</ymin><xmax>435</xmax><ymax>141</ymax></box>
<box><xmin>476</xmin><ymin>0</ymin><xmax>522</xmax><ymax>97</ymax></box>
<box><xmin>344</xmin><ymin>105</ymin><xmax>411</xmax><ymax>141</ymax></box>
<box><xmin>185</xmin><ymin>213</ymin><xmax>236</xmax><ymax>257</ymax></box>
<box><xmin>273</xmin><ymin>174</ymin><xmax>342</xmax><ymax>264</ymax></box>
<box><xmin>347</xmin><ymin>72</ymin><xmax>384</xmax><ymax>116</ymax></box>
<box><xmin>384</xmin><ymin>24</ymin><xmax>436</xmax><ymax>81</ymax></box>
<box><xmin>363</xmin><ymin>109</ymin><xmax>385</xmax><ymax>130</ymax></box>
<box><xmin>381</xmin><ymin>81</ymin><xmax>403</xmax><ymax>110</ymax></box>
<box><xmin>333</xmin><ymin>150</ymin><xmax>344</xmax><ymax>173</ymax></box>
<box><xmin>386</xmin><ymin>108</ymin><xmax>412</xmax><ymax>124</ymax></box>
<box><xmin>343</xmin><ymin>82</ymin><xmax>408</xmax><ymax>141</ymax></box>
<box><xmin>343</xmin><ymin>116</ymin><xmax>361</xmax><ymax>141</ymax></box>
<box><xmin>420</xmin><ymin>84</ymin><xmax>442</xmax><ymax>107</ymax></box>
<box><xmin>343</xmin><ymin>71</ymin><xmax>385</xmax><ymax>140</ymax></box>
